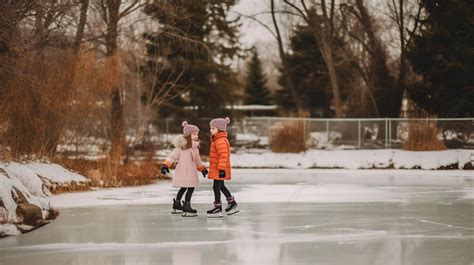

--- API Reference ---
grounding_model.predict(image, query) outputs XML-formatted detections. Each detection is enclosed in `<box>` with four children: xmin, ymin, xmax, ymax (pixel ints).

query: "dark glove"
<box><xmin>219</xmin><ymin>170</ymin><xmax>226</xmax><ymax>179</ymax></box>
<box><xmin>161</xmin><ymin>164</ymin><xmax>169</xmax><ymax>175</ymax></box>
<box><xmin>201</xmin><ymin>168</ymin><xmax>208</xmax><ymax>178</ymax></box>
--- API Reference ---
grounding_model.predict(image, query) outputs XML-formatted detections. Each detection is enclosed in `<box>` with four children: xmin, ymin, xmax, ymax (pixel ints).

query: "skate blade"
<box><xmin>182</xmin><ymin>212</ymin><xmax>197</xmax><ymax>217</ymax></box>
<box><xmin>171</xmin><ymin>209</ymin><xmax>183</xmax><ymax>214</ymax></box>
<box><xmin>207</xmin><ymin>213</ymin><xmax>223</xmax><ymax>218</ymax></box>
<box><xmin>226</xmin><ymin>208</ymin><xmax>240</xmax><ymax>215</ymax></box>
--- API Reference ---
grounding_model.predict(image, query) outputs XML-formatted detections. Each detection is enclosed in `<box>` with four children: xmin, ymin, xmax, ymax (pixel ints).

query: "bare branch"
<box><xmin>283</xmin><ymin>0</ymin><xmax>309</xmax><ymax>23</ymax></box>
<box><xmin>405</xmin><ymin>1</ymin><xmax>423</xmax><ymax>47</ymax></box>
<box><xmin>230</xmin><ymin>10</ymin><xmax>277</xmax><ymax>39</ymax></box>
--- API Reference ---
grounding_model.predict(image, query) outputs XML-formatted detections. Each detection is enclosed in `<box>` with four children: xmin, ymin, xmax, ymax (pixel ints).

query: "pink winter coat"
<box><xmin>164</xmin><ymin>135</ymin><xmax>205</xmax><ymax>188</ymax></box>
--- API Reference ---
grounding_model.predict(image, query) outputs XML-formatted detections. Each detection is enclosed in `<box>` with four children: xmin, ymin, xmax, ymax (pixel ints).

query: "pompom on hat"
<box><xmin>182</xmin><ymin>121</ymin><xmax>199</xmax><ymax>137</ymax></box>
<box><xmin>209</xmin><ymin>117</ymin><xmax>231</xmax><ymax>132</ymax></box>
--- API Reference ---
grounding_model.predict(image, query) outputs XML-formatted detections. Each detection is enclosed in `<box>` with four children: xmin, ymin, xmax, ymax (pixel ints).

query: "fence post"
<box><xmin>303</xmin><ymin>118</ymin><xmax>307</xmax><ymax>147</ymax></box>
<box><xmin>166</xmin><ymin>118</ymin><xmax>169</xmax><ymax>144</ymax></box>
<box><xmin>267</xmin><ymin>118</ymin><xmax>271</xmax><ymax>148</ymax></box>
<box><xmin>384</xmin><ymin>118</ymin><xmax>388</xmax><ymax>148</ymax></box>
<box><xmin>389</xmin><ymin>119</ymin><xmax>392</xmax><ymax>148</ymax></box>
<box><xmin>358</xmin><ymin>120</ymin><xmax>361</xmax><ymax>149</ymax></box>
<box><xmin>326</xmin><ymin>119</ymin><xmax>330</xmax><ymax>148</ymax></box>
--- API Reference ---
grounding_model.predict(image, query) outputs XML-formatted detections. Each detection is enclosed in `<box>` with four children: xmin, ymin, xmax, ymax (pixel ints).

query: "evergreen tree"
<box><xmin>143</xmin><ymin>0</ymin><xmax>241</xmax><ymax>118</ymax></box>
<box><xmin>244</xmin><ymin>48</ymin><xmax>271</xmax><ymax>105</ymax></box>
<box><xmin>407</xmin><ymin>0</ymin><xmax>474</xmax><ymax>117</ymax></box>
<box><xmin>276</xmin><ymin>24</ymin><xmax>331</xmax><ymax>117</ymax></box>
<box><xmin>276</xmin><ymin>22</ymin><xmax>357</xmax><ymax>117</ymax></box>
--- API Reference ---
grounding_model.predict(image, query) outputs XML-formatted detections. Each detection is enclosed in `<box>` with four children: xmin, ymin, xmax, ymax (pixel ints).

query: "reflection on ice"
<box><xmin>0</xmin><ymin>170</ymin><xmax>473</xmax><ymax>265</ymax></box>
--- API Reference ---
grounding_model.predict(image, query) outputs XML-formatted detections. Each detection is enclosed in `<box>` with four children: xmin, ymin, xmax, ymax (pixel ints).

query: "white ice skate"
<box><xmin>182</xmin><ymin>212</ymin><xmax>198</xmax><ymax>217</ymax></box>
<box><xmin>172</xmin><ymin>209</ymin><xmax>183</xmax><ymax>214</ymax></box>
<box><xmin>207</xmin><ymin>202</ymin><xmax>223</xmax><ymax>218</ymax></box>
<box><xmin>226</xmin><ymin>206</ymin><xmax>239</xmax><ymax>216</ymax></box>
<box><xmin>225</xmin><ymin>196</ymin><xmax>239</xmax><ymax>215</ymax></box>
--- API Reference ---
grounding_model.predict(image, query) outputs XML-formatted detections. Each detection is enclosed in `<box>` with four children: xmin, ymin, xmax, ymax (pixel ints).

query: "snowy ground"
<box><xmin>230</xmin><ymin>149</ymin><xmax>474</xmax><ymax>170</ymax></box>
<box><xmin>0</xmin><ymin>169</ymin><xmax>472</xmax><ymax>264</ymax></box>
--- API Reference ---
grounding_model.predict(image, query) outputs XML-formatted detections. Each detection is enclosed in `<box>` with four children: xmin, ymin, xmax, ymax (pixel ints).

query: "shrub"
<box><xmin>403</xmin><ymin>119</ymin><xmax>446</xmax><ymax>151</ymax></box>
<box><xmin>0</xmin><ymin>49</ymin><xmax>116</xmax><ymax>159</ymax></box>
<box><xmin>270</xmin><ymin>121</ymin><xmax>308</xmax><ymax>153</ymax></box>
<box><xmin>55</xmin><ymin>154</ymin><xmax>167</xmax><ymax>188</ymax></box>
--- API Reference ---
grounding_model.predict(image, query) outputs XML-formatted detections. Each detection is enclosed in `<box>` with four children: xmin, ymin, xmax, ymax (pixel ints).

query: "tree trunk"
<box><xmin>320</xmin><ymin>38</ymin><xmax>343</xmax><ymax>118</ymax></box>
<box><xmin>74</xmin><ymin>0</ymin><xmax>89</xmax><ymax>53</ymax></box>
<box><xmin>355</xmin><ymin>0</ymin><xmax>401</xmax><ymax>117</ymax></box>
<box><xmin>34</xmin><ymin>1</ymin><xmax>45</xmax><ymax>47</ymax></box>
<box><xmin>106</xmin><ymin>0</ymin><xmax>125</xmax><ymax>162</ymax></box>
<box><xmin>285</xmin><ymin>0</ymin><xmax>344</xmax><ymax>117</ymax></box>
<box><xmin>396</xmin><ymin>0</ymin><xmax>407</xmax><ymax>111</ymax></box>
<box><xmin>270</xmin><ymin>0</ymin><xmax>306</xmax><ymax>115</ymax></box>
<box><xmin>306</xmin><ymin>19</ymin><xmax>343</xmax><ymax>118</ymax></box>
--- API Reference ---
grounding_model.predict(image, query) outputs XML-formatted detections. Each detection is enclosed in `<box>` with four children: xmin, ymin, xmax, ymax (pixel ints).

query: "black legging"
<box><xmin>213</xmin><ymin>180</ymin><xmax>232</xmax><ymax>203</ymax></box>
<box><xmin>176</xmin><ymin>187</ymin><xmax>195</xmax><ymax>203</ymax></box>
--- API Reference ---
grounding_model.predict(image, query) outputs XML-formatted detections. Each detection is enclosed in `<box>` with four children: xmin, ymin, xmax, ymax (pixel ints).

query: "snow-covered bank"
<box><xmin>231</xmin><ymin>149</ymin><xmax>473</xmax><ymax>170</ymax></box>
<box><xmin>0</xmin><ymin>162</ymin><xmax>88</xmax><ymax>237</ymax></box>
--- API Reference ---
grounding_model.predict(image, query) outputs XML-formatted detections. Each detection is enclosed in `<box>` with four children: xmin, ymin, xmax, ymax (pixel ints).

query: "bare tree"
<box><xmin>74</xmin><ymin>0</ymin><xmax>90</xmax><ymax>52</ymax></box>
<box><xmin>283</xmin><ymin>0</ymin><xmax>344</xmax><ymax>117</ymax></box>
<box><xmin>233</xmin><ymin>1</ymin><xmax>306</xmax><ymax>115</ymax></box>
<box><xmin>387</xmin><ymin>0</ymin><xmax>422</xmax><ymax>95</ymax></box>
<box><xmin>339</xmin><ymin>0</ymin><xmax>422</xmax><ymax>117</ymax></box>
<box><xmin>121</xmin><ymin>29</ymin><xmax>189</xmax><ymax>162</ymax></box>
<box><xmin>94</xmin><ymin>0</ymin><xmax>146</xmax><ymax>162</ymax></box>
<box><xmin>30</xmin><ymin>0</ymin><xmax>80</xmax><ymax>48</ymax></box>
<box><xmin>270</xmin><ymin>0</ymin><xmax>306</xmax><ymax>115</ymax></box>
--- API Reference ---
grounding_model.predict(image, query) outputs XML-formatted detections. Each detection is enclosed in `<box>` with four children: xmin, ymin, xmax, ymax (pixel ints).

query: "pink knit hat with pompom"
<box><xmin>182</xmin><ymin>121</ymin><xmax>199</xmax><ymax>137</ymax></box>
<box><xmin>210</xmin><ymin>117</ymin><xmax>231</xmax><ymax>132</ymax></box>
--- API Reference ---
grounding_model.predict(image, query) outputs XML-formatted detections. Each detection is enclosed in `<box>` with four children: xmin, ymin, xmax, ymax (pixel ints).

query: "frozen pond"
<box><xmin>0</xmin><ymin>169</ymin><xmax>473</xmax><ymax>264</ymax></box>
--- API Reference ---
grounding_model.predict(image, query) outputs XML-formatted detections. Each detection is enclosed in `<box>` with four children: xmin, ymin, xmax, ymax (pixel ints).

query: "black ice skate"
<box><xmin>225</xmin><ymin>196</ymin><xmax>239</xmax><ymax>215</ymax></box>
<box><xmin>171</xmin><ymin>198</ymin><xmax>183</xmax><ymax>214</ymax></box>
<box><xmin>182</xmin><ymin>201</ymin><xmax>197</xmax><ymax>217</ymax></box>
<box><xmin>207</xmin><ymin>202</ymin><xmax>223</xmax><ymax>218</ymax></box>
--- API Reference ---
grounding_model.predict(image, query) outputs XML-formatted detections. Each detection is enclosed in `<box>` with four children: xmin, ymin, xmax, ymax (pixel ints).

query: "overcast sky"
<box><xmin>230</xmin><ymin>0</ymin><xmax>300</xmax><ymax>88</ymax></box>
<box><xmin>232</xmin><ymin>0</ymin><xmax>276</xmax><ymax>48</ymax></box>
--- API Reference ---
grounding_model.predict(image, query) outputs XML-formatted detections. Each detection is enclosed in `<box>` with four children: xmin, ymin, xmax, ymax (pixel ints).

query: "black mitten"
<box><xmin>219</xmin><ymin>170</ymin><xmax>226</xmax><ymax>179</ymax></box>
<box><xmin>161</xmin><ymin>165</ymin><xmax>169</xmax><ymax>175</ymax></box>
<box><xmin>201</xmin><ymin>168</ymin><xmax>209</xmax><ymax>178</ymax></box>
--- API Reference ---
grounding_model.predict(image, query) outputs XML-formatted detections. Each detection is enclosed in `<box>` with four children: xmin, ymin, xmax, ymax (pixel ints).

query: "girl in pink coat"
<box><xmin>161</xmin><ymin>121</ymin><xmax>208</xmax><ymax>217</ymax></box>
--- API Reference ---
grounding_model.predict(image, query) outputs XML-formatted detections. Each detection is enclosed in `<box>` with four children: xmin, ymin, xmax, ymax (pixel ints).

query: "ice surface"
<box><xmin>48</xmin><ymin>169</ymin><xmax>474</xmax><ymax>209</ymax></box>
<box><xmin>1</xmin><ymin>169</ymin><xmax>472</xmax><ymax>264</ymax></box>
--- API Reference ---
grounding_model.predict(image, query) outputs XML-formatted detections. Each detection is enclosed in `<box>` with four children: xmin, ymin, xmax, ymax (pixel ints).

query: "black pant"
<box><xmin>213</xmin><ymin>180</ymin><xmax>232</xmax><ymax>203</ymax></box>
<box><xmin>176</xmin><ymin>187</ymin><xmax>194</xmax><ymax>203</ymax></box>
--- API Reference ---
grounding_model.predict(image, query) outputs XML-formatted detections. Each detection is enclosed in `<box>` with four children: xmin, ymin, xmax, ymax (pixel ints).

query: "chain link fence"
<box><xmin>139</xmin><ymin>117</ymin><xmax>474</xmax><ymax>150</ymax></box>
<box><xmin>228</xmin><ymin>117</ymin><xmax>474</xmax><ymax>150</ymax></box>
<box><xmin>57</xmin><ymin>117</ymin><xmax>474</xmax><ymax>159</ymax></box>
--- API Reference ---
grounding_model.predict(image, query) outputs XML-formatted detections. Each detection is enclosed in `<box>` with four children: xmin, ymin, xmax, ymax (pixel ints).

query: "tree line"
<box><xmin>242</xmin><ymin>0</ymin><xmax>473</xmax><ymax>118</ymax></box>
<box><xmin>0</xmin><ymin>0</ymin><xmax>472</xmax><ymax>161</ymax></box>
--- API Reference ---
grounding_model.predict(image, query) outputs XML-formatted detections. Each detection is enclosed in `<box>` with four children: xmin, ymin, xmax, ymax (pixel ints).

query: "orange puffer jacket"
<box><xmin>208</xmin><ymin>132</ymin><xmax>231</xmax><ymax>180</ymax></box>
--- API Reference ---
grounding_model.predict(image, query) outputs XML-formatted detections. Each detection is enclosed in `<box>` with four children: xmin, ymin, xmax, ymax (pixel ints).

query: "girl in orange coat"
<box><xmin>206</xmin><ymin>117</ymin><xmax>239</xmax><ymax>217</ymax></box>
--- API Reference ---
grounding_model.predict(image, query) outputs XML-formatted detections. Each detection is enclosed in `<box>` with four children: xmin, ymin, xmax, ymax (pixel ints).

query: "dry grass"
<box><xmin>48</xmin><ymin>183</ymin><xmax>90</xmax><ymax>194</ymax></box>
<box><xmin>403</xmin><ymin>116</ymin><xmax>446</xmax><ymax>151</ymax></box>
<box><xmin>1</xmin><ymin>49</ymin><xmax>75</xmax><ymax>157</ymax></box>
<box><xmin>270</xmin><ymin>121</ymin><xmax>308</xmax><ymax>153</ymax></box>
<box><xmin>55</xmin><ymin>154</ymin><xmax>168</xmax><ymax>190</ymax></box>
<box><xmin>0</xmin><ymin>48</ymin><xmax>118</xmax><ymax>159</ymax></box>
